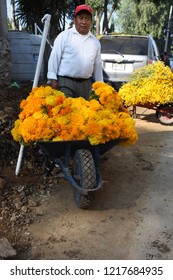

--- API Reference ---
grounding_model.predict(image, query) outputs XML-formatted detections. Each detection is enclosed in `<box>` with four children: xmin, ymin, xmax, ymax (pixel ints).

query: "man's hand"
<box><xmin>51</xmin><ymin>79</ymin><xmax>59</xmax><ymax>89</ymax></box>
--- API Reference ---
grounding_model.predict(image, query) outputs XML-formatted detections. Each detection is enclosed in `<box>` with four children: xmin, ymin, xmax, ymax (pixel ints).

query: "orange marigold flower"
<box><xmin>11</xmin><ymin>84</ymin><xmax>138</xmax><ymax>146</ymax></box>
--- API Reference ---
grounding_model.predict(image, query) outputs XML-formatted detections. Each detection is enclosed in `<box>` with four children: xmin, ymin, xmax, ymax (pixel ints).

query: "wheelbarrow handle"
<box><xmin>15</xmin><ymin>144</ymin><xmax>24</xmax><ymax>176</ymax></box>
<box><xmin>15</xmin><ymin>14</ymin><xmax>51</xmax><ymax>176</ymax></box>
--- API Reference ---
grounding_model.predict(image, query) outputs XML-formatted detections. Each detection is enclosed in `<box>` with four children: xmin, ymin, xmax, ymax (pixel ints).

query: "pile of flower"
<box><xmin>11</xmin><ymin>82</ymin><xmax>138</xmax><ymax>146</ymax></box>
<box><xmin>118</xmin><ymin>61</ymin><xmax>173</xmax><ymax>107</ymax></box>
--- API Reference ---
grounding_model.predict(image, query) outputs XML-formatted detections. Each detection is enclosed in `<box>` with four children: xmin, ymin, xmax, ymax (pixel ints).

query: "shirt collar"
<box><xmin>73</xmin><ymin>26</ymin><xmax>92</xmax><ymax>38</ymax></box>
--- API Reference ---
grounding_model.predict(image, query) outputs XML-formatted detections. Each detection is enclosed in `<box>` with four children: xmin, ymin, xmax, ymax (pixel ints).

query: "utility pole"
<box><xmin>164</xmin><ymin>5</ymin><xmax>173</xmax><ymax>53</ymax></box>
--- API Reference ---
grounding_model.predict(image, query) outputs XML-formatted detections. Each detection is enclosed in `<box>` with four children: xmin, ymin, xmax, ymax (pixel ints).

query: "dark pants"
<box><xmin>58</xmin><ymin>76</ymin><xmax>92</xmax><ymax>100</ymax></box>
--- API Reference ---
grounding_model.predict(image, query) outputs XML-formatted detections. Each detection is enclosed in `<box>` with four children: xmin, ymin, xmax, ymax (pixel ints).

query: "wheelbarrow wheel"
<box><xmin>72</xmin><ymin>149</ymin><xmax>96</xmax><ymax>209</ymax></box>
<box><xmin>156</xmin><ymin>104</ymin><xmax>173</xmax><ymax>125</ymax></box>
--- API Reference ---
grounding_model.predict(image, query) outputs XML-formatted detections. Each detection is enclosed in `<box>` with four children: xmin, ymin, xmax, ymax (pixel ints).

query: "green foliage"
<box><xmin>116</xmin><ymin>0</ymin><xmax>138</xmax><ymax>33</ymax></box>
<box><xmin>14</xmin><ymin>0</ymin><xmax>75</xmax><ymax>37</ymax></box>
<box><xmin>86</xmin><ymin>0</ymin><xmax>120</xmax><ymax>34</ymax></box>
<box><xmin>86</xmin><ymin>0</ymin><xmax>104</xmax><ymax>12</ymax></box>
<box><xmin>116</xmin><ymin>0</ymin><xmax>172</xmax><ymax>40</ymax></box>
<box><xmin>10</xmin><ymin>0</ymin><xmax>121</xmax><ymax>37</ymax></box>
<box><xmin>11</xmin><ymin>0</ymin><xmax>173</xmax><ymax>43</ymax></box>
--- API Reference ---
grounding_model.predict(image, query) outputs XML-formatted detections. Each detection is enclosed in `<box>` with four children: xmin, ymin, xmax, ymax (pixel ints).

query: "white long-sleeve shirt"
<box><xmin>47</xmin><ymin>26</ymin><xmax>103</xmax><ymax>81</ymax></box>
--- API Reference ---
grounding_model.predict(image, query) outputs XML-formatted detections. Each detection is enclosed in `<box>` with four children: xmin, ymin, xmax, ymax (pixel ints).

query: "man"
<box><xmin>47</xmin><ymin>4</ymin><xmax>103</xmax><ymax>100</ymax></box>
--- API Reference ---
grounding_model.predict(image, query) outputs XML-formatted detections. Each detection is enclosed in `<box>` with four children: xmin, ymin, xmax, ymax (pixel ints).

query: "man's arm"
<box><xmin>93</xmin><ymin>45</ymin><xmax>103</xmax><ymax>82</ymax></box>
<box><xmin>47</xmin><ymin>33</ymin><xmax>63</xmax><ymax>87</ymax></box>
<box><xmin>50</xmin><ymin>79</ymin><xmax>59</xmax><ymax>89</ymax></box>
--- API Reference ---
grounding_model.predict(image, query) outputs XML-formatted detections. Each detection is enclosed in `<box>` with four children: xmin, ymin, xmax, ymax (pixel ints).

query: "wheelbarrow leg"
<box><xmin>43</xmin><ymin>160</ymin><xmax>55</xmax><ymax>176</ymax></box>
<box><xmin>128</xmin><ymin>105</ymin><xmax>136</xmax><ymax>117</ymax></box>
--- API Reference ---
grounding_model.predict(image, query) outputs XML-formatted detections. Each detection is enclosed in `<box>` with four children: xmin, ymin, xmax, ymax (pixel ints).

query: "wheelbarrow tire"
<box><xmin>72</xmin><ymin>149</ymin><xmax>96</xmax><ymax>209</ymax></box>
<box><xmin>156</xmin><ymin>104</ymin><xmax>173</xmax><ymax>125</ymax></box>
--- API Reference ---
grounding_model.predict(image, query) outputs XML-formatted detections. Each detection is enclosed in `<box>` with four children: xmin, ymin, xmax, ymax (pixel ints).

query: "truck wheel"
<box><xmin>72</xmin><ymin>149</ymin><xmax>96</xmax><ymax>209</ymax></box>
<box><xmin>156</xmin><ymin>104</ymin><xmax>173</xmax><ymax>125</ymax></box>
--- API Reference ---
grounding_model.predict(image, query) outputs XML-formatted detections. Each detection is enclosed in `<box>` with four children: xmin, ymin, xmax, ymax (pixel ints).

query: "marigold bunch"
<box><xmin>11</xmin><ymin>82</ymin><xmax>138</xmax><ymax>146</ymax></box>
<box><xmin>118</xmin><ymin>61</ymin><xmax>173</xmax><ymax>107</ymax></box>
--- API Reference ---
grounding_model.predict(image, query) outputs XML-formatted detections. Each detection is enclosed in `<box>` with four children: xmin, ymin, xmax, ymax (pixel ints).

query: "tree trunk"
<box><xmin>95</xmin><ymin>10</ymin><xmax>100</xmax><ymax>36</ymax></box>
<box><xmin>103</xmin><ymin>0</ymin><xmax>109</xmax><ymax>33</ymax></box>
<box><xmin>0</xmin><ymin>0</ymin><xmax>11</xmax><ymax>86</ymax></box>
<box><xmin>10</xmin><ymin>0</ymin><xmax>17</xmax><ymax>30</ymax></box>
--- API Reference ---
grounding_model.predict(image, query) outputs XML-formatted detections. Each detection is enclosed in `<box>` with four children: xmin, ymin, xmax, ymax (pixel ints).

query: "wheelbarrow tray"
<box><xmin>130</xmin><ymin>102</ymin><xmax>173</xmax><ymax>125</ymax></box>
<box><xmin>37</xmin><ymin>138</ymin><xmax>122</xmax><ymax>160</ymax></box>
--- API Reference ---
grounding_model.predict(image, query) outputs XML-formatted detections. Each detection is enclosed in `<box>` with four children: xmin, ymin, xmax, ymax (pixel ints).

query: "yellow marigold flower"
<box><xmin>11</xmin><ymin>119</ymin><xmax>22</xmax><ymax>142</ymax></box>
<box><xmin>19</xmin><ymin>116</ymin><xmax>54</xmax><ymax>143</ymax></box>
<box><xmin>19</xmin><ymin>98</ymin><xmax>46</xmax><ymax>120</ymax></box>
<box><xmin>119</xmin><ymin>61</ymin><xmax>173</xmax><ymax>106</ymax></box>
<box><xmin>89</xmin><ymin>99</ymin><xmax>102</xmax><ymax>111</ymax></box>
<box><xmin>52</xmin><ymin>136</ymin><xmax>63</xmax><ymax>142</ymax></box>
<box><xmin>33</xmin><ymin>111</ymin><xmax>49</xmax><ymax>120</ymax></box>
<box><xmin>46</xmin><ymin>95</ymin><xmax>57</xmax><ymax>106</ymax></box>
<box><xmin>92</xmin><ymin>81</ymin><xmax>106</xmax><ymax>91</ymax></box>
<box><xmin>45</xmin><ymin>91</ymin><xmax>66</xmax><ymax>106</ymax></box>
<box><xmin>20</xmin><ymin>99</ymin><xmax>27</xmax><ymax>109</ymax></box>
<box><xmin>116</xmin><ymin>112</ymin><xmax>138</xmax><ymax>145</ymax></box>
<box><xmin>32</xmin><ymin>86</ymin><xmax>53</xmax><ymax>98</ymax></box>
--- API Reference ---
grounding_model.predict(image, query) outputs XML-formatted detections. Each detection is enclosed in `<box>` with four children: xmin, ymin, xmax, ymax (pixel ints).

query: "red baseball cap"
<box><xmin>74</xmin><ymin>5</ymin><xmax>92</xmax><ymax>16</ymax></box>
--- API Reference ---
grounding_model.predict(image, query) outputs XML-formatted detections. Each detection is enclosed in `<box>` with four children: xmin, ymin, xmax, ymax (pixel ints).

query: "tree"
<box><xmin>116</xmin><ymin>0</ymin><xmax>172</xmax><ymax>39</ymax></box>
<box><xmin>12</xmin><ymin>0</ymin><xmax>70</xmax><ymax>40</ymax></box>
<box><xmin>10</xmin><ymin>0</ymin><xmax>82</xmax><ymax>40</ymax></box>
<box><xmin>102</xmin><ymin>0</ymin><xmax>120</xmax><ymax>33</ymax></box>
<box><xmin>87</xmin><ymin>0</ymin><xmax>120</xmax><ymax>35</ymax></box>
<box><xmin>116</xmin><ymin>0</ymin><xmax>173</xmax><ymax>52</ymax></box>
<box><xmin>0</xmin><ymin>0</ymin><xmax>11</xmax><ymax>85</ymax></box>
<box><xmin>8</xmin><ymin>0</ymin><xmax>120</xmax><ymax>39</ymax></box>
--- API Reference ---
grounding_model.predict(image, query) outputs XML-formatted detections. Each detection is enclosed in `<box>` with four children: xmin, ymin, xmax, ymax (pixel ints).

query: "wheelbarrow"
<box><xmin>37</xmin><ymin>139</ymin><xmax>121</xmax><ymax>209</ymax></box>
<box><xmin>129</xmin><ymin>103</ymin><xmax>173</xmax><ymax>125</ymax></box>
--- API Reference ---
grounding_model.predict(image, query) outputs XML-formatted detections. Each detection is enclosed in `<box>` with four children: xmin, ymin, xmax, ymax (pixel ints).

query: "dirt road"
<box><xmin>21</xmin><ymin>108</ymin><xmax>173</xmax><ymax>260</ymax></box>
